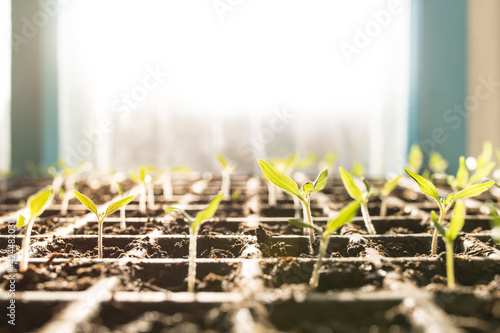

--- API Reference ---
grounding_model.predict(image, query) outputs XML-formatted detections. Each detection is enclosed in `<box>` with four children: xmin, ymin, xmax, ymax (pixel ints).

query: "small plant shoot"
<box><xmin>258</xmin><ymin>159</ymin><xmax>328</xmax><ymax>254</ymax></box>
<box><xmin>339</xmin><ymin>167</ymin><xmax>376</xmax><ymax>234</ymax></box>
<box><xmin>489</xmin><ymin>206</ymin><xmax>500</xmax><ymax>245</ymax></box>
<box><xmin>289</xmin><ymin>200</ymin><xmax>360</xmax><ymax>288</ymax></box>
<box><xmin>431</xmin><ymin>200</ymin><xmax>465</xmax><ymax>289</ymax></box>
<box><xmin>379</xmin><ymin>174</ymin><xmax>402</xmax><ymax>217</ymax></box>
<box><xmin>404</xmin><ymin>167</ymin><xmax>493</xmax><ymax>255</ymax></box>
<box><xmin>265</xmin><ymin>153</ymin><xmax>298</xmax><ymax>206</ymax></box>
<box><xmin>217</xmin><ymin>154</ymin><xmax>235</xmax><ymax>201</ymax></box>
<box><xmin>16</xmin><ymin>188</ymin><xmax>54</xmax><ymax>272</ymax></box>
<box><xmin>407</xmin><ymin>144</ymin><xmax>423</xmax><ymax>174</ymax></box>
<box><xmin>73</xmin><ymin>190</ymin><xmax>135</xmax><ymax>259</ymax></box>
<box><xmin>160</xmin><ymin>166</ymin><xmax>191</xmax><ymax>201</ymax></box>
<box><xmin>116</xmin><ymin>181</ymin><xmax>128</xmax><ymax>230</ymax></box>
<box><xmin>166</xmin><ymin>192</ymin><xmax>224</xmax><ymax>292</ymax></box>
<box><xmin>129</xmin><ymin>166</ymin><xmax>157</xmax><ymax>213</ymax></box>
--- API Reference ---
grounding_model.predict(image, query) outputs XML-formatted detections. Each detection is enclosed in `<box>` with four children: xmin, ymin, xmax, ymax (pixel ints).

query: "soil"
<box><xmin>1</xmin><ymin>175</ymin><xmax>499</xmax><ymax>332</ymax></box>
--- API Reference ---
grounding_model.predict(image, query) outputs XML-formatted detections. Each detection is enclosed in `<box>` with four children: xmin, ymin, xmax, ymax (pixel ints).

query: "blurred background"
<box><xmin>1</xmin><ymin>0</ymin><xmax>498</xmax><ymax>175</ymax></box>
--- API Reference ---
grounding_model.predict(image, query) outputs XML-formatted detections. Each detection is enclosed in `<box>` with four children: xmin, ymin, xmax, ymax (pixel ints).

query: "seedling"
<box><xmin>73</xmin><ymin>190</ymin><xmax>135</xmax><ymax>258</ymax></box>
<box><xmin>339</xmin><ymin>167</ymin><xmax>376</xmax><ymax>234</ymax></box>
<box><xmin>258</xmin><ymin>159</ymin><xmax>328</xmax><ymax>254</ymax></box>
<box><xmin>265</xmin><ymin>153</ymin><xmax>297</xmax><ymax>206</ymax></box>
<box><xmin>160</xmin><ymin>166</ymin><xmax>191</xmax><ymax>201</ymax></box>
<box><xmin>448</xmin><ymin>156</ymin><xmax>495</xmax><ymax>193</ymax></box>
<box><xmin>16</xmin><ymin>188</ymin><xmax>53</xmax><ymax>272</ymax></box>
<box><xmin>294</xmin><ymin>151</ymin><xmax>318</xmax><ymax>171</ymax></box>
<box><xmin>379</xmin><ymin>174</ymin><xmax>403</xmax><ymax>217</ymax></box>
<box><xmin>166</xmin><ymin>193</ymin><xmax>224</xmax><ymax>292</ymax></box>
<box><xmin>318</xmin><ymin>151</ymin><xmax>337</xmax><ymax>172</ymax></box>
<box><xmin>217</xmin><ymin>154</ymin><xmax>235</xmax><ymax>201</ymax></box>
<box><xmin>48</xmin><ymin>159</ymin><xmax>84</xmax><ymax>216</ymax></box>
<box><xmin>489</xmin><ymin>206</ymin><xmax>500</xmax><ymax>245</ymax></box>
<box><xmin>129</xmin><ymin>166</ymin><xmax>157</xmax><ymax>213</ymax></box>
<box><xmin>350</xmin><ymin>162</ymin><xmax>364</xmax><ymax>178</ymax></box>
<box><xmin>289</xmin><ymin>200</ymin><xmax>360</xmax><ymax>288</ymax></box>
<box><xmin>407</xmin><ymin>144</ymin><xmax>423</xmax><ymax>173</ymax></box>
<box><xmin>116</xmin><ymin>181</ymin><xmax>128</xmax><ymax>230</ymax></box>
<box><xmin>431</xmin><ymin>200</ymin><xmax>465</xmax><ymax>289</ymax></box>
<box><xmin>404</xmin><ymin>167</ymin><xmax>493</xmax><ymax>255</ymax></box>
<box><xmin>426</xmin><ymin>151</ymin><xmax>449</xmax><ymax>180</ymax></box>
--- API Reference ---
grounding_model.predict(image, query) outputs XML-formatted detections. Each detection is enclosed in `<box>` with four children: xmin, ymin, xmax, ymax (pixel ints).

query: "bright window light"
<box><xmin>58</xmin><ymin>0</ymin><xmax>410</xmax><ymax>174</ymax></box>
<box><xmin>0</xmin><ymin>0</ymin><xmax>11</xmax><ymax>171</ymax></box>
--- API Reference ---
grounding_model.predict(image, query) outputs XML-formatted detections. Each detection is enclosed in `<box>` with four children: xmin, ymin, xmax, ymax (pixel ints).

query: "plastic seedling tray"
<box><xmin>1</xmin><ymin>175</ymin><xmax>499</xmax><ymax>332</ymax></box>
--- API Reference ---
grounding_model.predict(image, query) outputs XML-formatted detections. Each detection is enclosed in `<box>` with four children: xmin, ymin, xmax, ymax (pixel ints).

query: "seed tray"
<box><xmin>0</xmin><ymin>175</ymin><xmax>499</xmax><ymax>332</ymax></box>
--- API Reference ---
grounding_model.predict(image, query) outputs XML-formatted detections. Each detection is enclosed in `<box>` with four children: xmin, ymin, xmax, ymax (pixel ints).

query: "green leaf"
<box><xmin>28</xmin><ymin>188</ymin><xmax>53</xmax><ymax>218</ymax></box>
<box><xmin>468</xmin><ymin>161</ymin><xmax>495</xmax><ymax>185</ymax></box>
<box><xmin>312</xmin><ymin>168</ymin><xmax>328</xmax><ymax>192</ymax></box>
<box><xmin>217</xmin><ymin>154</ymin><xmax>229</xmax><ymax>170</ymax></box>
<box><xmin>166</xmin><ymin>206</ymin><xmax>193</xmax><ymax>222</ymax></box>
<box><xmin>193</xmin><ymin>192</ymin><xmax>224</xmax><ymax>230</ymax></box>
<box><xmin>444</xmin><ymin>193</ymin><xmax>455</xmax><ymax>207</ymax></box>
<box><xmin>288</xmin><ymin>219</ymin><xmax>323</xmax><ymax>234</ymax></box>
<box><xmin>139</xmin><ymin>167</ymin><xmax>146</xmax><ymax>183</ymax></box>
<box><xmin>380</xmin><ymin>174</ymin><xmax>402</xmax><ymax>197</ymax></box>
<box><xmin>16</xmin><ymin>214</ymin><xmax>26</xmax><ymax>227</ymax></box>
<box><xmin>129</xmin><ymin>172</ymin><xmax>141</xmax><ymax>184</ymax></box>
<box><xmin>404</xmin><ymin>168</ymin><xmax>440</xmax><ymax>202</ymax></box>
<box><xmin>116</xmin><ymin>181</ymin><xmax>124</xmax><ymax>197</ymax></box>
<box><xmin>104</xmin><ymin>195</ymin><xmax>135</xmax><ymax>218</ymax></box>
<box><xmin>339</xmin><ymin>167</ymin><xmax>363</xmax><ymax>201</ymax></box>
<box><xmin>294</xmin><ymin>151</ymin><xmax>318</xmax><ymax>170</ymax></box>
<box><xmin>324</xmin><ymin>152</ymin><xmax>337</xmax><ymax>168</ymax></box>
<box><xmin>324</xmin><ymin>200</ymin><xmax>361</xmax><ymax>237</ymax></box>
<box><xmin>477</xmin><ymin>141</ymin><xmax>493</xmax><ymax>169</ymax></box>
<box><xmin>429</xmin><ymin>151</ymin><xmax>448</xmax><ymax>174</ymax></box>
<box><xmin>489</xmin><ymin>206</ymin><xmax>500</xmax><ymax>244</ymax></box>
<box><xmin>302</xmin><ymin>182</ymin><xmax>314</xmax><ymax>196</ymax></box>
<box><xmin>454</xmin><ymin>182</ymin><xmax>494</xmax><ymax>200</ymax></box>
<box><xmin>171</xmin><ymin>166</ymin><xmax>192</xmax><ymax>173</ymax></box>
<box><xmin>455</xmin><ymin>156</ymin><xmax>469</xmax><ymax>189</ymax></box>
<box><xmin>430</xmin><ymin>210</ymin><xmax>446</xmax><ymax>237</ymax></box>
<box><xmin>350</xmin><ymin>162</ymin><xmax>364</xmax><ymax>178</ymax></box>
<box><xmin>258</xmin><ymin>159</ymin><xmax>301</xmax><ymax>198</ymax></box>
<box><xmin>408</xmin><ymin>144</ymin><xmax>423</xmax><ymax>173</ymax></box>
<box><xmin>447</xmin><ymin>200</ymin><xmax>465</xmax><ymax>241</ymax></box>
<box><xmin>73</xmin><ymin>190</ymin><xmax>98</xmax><ymax>216</ymax></box>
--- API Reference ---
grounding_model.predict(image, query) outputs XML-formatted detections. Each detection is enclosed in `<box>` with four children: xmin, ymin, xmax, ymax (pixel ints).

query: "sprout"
<box><xmin>48</xmin><ymin>159</ymin><xmax>85</xmax><ymax>216</ymax></box>
<box><xmin>427</xmin><ymin>151</ymin><xmax>449</xmax><ymax>180</ymax></box>
<box><xmin>318</xmin><ymin>151</ymin><xmax>337</xmax><ymax>172</ymax></box>
<box><xmin>115</xmin><ymin>181</ymin><xmax>128</xmax><ymax>230</ymax></box>
<box><xmin>73</xmin><ymin>190</ymin><xmax>135</xmax><ymax>258</ymax></box>
<box><xmin>16</xmin><ymin>188</ymin><xmax>54</xmax><ymax>272</ymax></box>
<box><xmin>489</xmin><ymin>206</ymin><xmax>500</xmax><ymax>245</ymax></box>
<box><xmin>217</xmin><ymin>154</ymin><xmax>235</xmax><ymax>201</ymax></box>
<box><xmin>379</xmin><ymin>174</ymin><xmax>403</xmax><ymax>217</ymax></box>
<box><xmin>448</xmin><ymin>156</ymin><xmax>495</xmax><ymax>193</ymax></box>
<box><xmin>294</xmin><ymin>151</ymin><xmax>318</xmax><ymax>171</ymax></box>
<box><xmin>290</xmin><ymin>200</ymin><xmax>360</xmax><ymax>289</ymax></box>
<box><xmin>265</xmin><ymin>153</ymin><xmax>297</xmax><ymax>206</ymax></box>
<box><xmin>160</xmin><ymin>166</ymin><xmax>191</xmax><ymax>201</ymax></box>
<box><xmin>339</xmin><ymin>167</ymin><xmax>376</xmax><ymax>234</ymax></box>
<box><xmin>258</xmin><ymin>159</ymin><xmax>328</xmax><ymax>254</ymax></box>
<box><xmin>404</xmin><ymin>167</ymin><xmax>493</xmax><ymax>255</ymax></box>
<box><xmin>350</xmin><ymin>161</ymin><xmax>365</xmax><ymax>178</ymax></box>
<box><xmin>407</xmin><ymin>144</ymin><xmax>423</xmax><ymax>174</ymax></box>
<box><xmin>166</xmin><ymin>192</ymin><xmax>224</xmax><ymax>292</ymax></box>
<box><xmin>129</xmin><ymin>166</ymin><xmax>158</xmax><ymax>213</ymax></box>
<box><xmin>431</xmin><ymin>200</ymin><xmax>465</xmax><ymax>289</ymax></box>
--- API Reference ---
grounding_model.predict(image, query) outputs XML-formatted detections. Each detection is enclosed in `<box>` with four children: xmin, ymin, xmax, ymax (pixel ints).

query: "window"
<box><xmin>58</xmin><ymin>0</ymin><xmax>410</xmax><ymax>174</ymax></box>
<box><xmin>0</xmin><ymin>0</ymin><xmax>11</xmax><ymax>171</ymax></box>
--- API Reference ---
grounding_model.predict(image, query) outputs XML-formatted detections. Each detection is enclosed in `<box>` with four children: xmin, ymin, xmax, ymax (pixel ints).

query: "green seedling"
<box><xmin>350</xmin><ymin>162</ymin><xmax>365</xmax><ymax>178</ymax></box>
<box><xmin>217</xmin><ymin>154</ymin><xmax>235</xmax><ymax>201</ymax></box>
<box><xmin>379</xmin><ymin>174</ymin><xmax>403</xmax><ymax>217</ymax></box>
<box><xmin>289</xmin><ymin>200</ymin><xmax>360</xmax><ymax>288</ymax></box>
<box><xmin>339</xmin><ymin>167</ymin><xmax>376</xmax><ymax>234</ymax></box>
<box><xmin>426</xmin><ymin>151</ymin><xmax>449</xmax><ymax>180</ymax></box>
<box><xmin>258</xmin><ymin>159</ymin><xmax>328</xmax><ymax>254</ymax></box>
<box><xmin>231</xmin><ymin>189</ymin><xmax>242</xmax><ymax>204</ymax></box>
<box><xmin>160</xmin><ymin>166</ymin><xmax>191</xmax><ymax>201</ymax></box>
<box><xmin>265</xmin><ymin>153</ymin><xmax>298</xmax><ymax>206</ymax></box>
<box><xmin>489</xmin><ymin>206</ymin><xmax>500</xmax><ymax>245</ymax></box>
<box><xmin>166</xmin><ymin>193</ymin><xmax>224</xmax><ymax>292</ymax></box>
<box><xmin>73</xmin><ymin>190</ymin><xmax>135</xmax><ymax>258</ymax></box>
<box><xmin>404</xmin><ymin>167</ymin><xmax>493</xmax><ymax>255</ymax></box>
<box><xmin>318</xmin><ymin>151</ymin><xmax>337</xmax><ymax>172</ymax></box>
<box><xmin>294</xmin><ymin>151</ymin><xmax>318</xmax><ymax>171</ymax></box>
<box><xmin>16</xmin><ymin>188</ymin><xmax>54</xmax><ymax>272</ymax></box>
<box><xmin>129</xmin><ymin>166</ymin><xmax>158</xmax><ymax>213</ymax></box>
<box><xmin>407</xmin><ymin>144</ymin><xmax>423</xmax><ymax>174</ymax></box>
<box><xmin>48</xmin><ymin>159</ymin><xmax>85</xmax><ymax>216</ymax></box>
<box><xmin>431</xmin><ymin>200</ymin><xmax>465</xmax><ymax>289</ymax></box>
<box><xmin>116</xmin><ymin>181</ymin><xmax>128</xmax><ymax>230</ymax></box>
